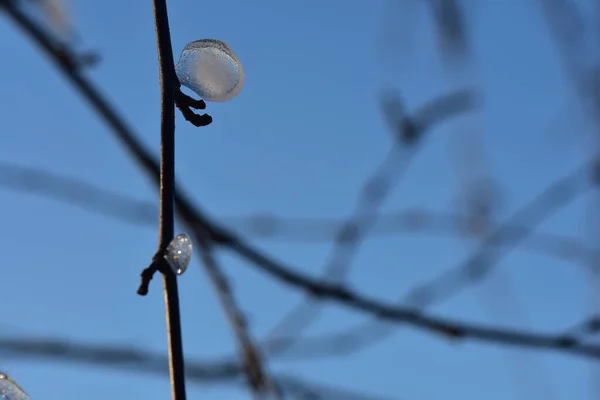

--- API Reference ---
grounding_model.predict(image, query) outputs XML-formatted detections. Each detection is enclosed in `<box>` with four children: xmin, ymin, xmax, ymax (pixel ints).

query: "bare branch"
<box><xmin>0</xmin><ymin>335</ymin><xmax>390</xmax><ymax>399</ymax></box>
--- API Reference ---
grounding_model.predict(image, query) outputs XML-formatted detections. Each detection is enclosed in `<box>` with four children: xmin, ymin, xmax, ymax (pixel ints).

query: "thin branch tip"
<box><xmin>137</xmin><ymin>257</ymin><xmax>162</xmax><ymax>296</ymax></box>
<box><xmin>175</xmin><ymin>88</ymin><xmax>212</xmax><ymax>127</ymax></box>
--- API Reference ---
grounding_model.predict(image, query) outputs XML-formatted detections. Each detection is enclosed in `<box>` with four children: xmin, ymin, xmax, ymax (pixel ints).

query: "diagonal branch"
<box><xmin>1</xmin><ymin>2</ymin><xmax>268</xmax><ymax>398</ymax></box>
<box><xmin>263</xmin><ymin>87</ymin><xmax>478</xmax><ymax>354</ymax></box>
<box><xmin>193</xmin><ymin>230</ymin><xmax>281</xmax><ymax>398</ymax></box>
<box><xmin>0</xmin><ymin>335</ymin><xmax>392</xmax><ymax>399</ymax></box>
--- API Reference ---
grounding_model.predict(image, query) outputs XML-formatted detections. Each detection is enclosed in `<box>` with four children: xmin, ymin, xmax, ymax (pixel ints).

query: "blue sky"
<box><xmin>0</xmin><ymin>0</ymin><xmax>599</xmax><ymax>399</ymax></box>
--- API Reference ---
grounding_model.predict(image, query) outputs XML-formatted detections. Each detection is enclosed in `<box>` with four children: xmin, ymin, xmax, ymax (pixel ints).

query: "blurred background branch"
<box><xmin>2</xmin><ymin>0</ymin><xmax>600</xmax><ymax>399</ymax></box>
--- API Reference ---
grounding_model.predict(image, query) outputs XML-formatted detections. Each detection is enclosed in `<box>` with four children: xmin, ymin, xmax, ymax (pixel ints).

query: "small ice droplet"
<box><xmin>175</xmin><ymin>39</ymin><xmax>244</xmax><ymax>102</ymax></box>
<box><xmin>164</xmin><ymin>233</ymin><xmax>192</xmax><ymax>275</ymax></box>
<box><xmin>0</xmin><ymin>372</ymin><xmax>30</xmax><ymax>400</ymax></box>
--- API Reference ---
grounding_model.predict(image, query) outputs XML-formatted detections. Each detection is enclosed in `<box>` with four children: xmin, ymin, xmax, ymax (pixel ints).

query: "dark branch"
<box><xmin>0</xmin><ymin>335</ymin><xmax>391</xmax><ymax>399</ymax></box>
<box><xmin>149</xmin><ymin>0</ymin><xmax>188</xmax><ymax>398</ymax></box>
<box><xmin>175</xmin><ymin>88</ymin><xmax>212</xmax><ymax>127</ymax></box>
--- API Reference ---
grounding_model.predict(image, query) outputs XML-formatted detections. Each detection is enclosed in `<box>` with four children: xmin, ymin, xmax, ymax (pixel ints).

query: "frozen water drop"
<box><xmin>175</xmin><ymin>39</ymin><xmax>244</xmax><ymax>102</ymax></box>
<box><xmin>164</xmin><ymin>233</ymin><xmax>192</xmax><ymax>275</ymax></box>
<box><xmin>0</xmin><ymin>373</ymin><xmax>30</xmax><ymax>400</ymax></box>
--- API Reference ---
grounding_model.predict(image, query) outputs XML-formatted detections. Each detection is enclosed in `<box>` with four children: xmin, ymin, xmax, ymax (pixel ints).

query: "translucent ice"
<box><xmin>175</xmin><ymin>39</ymin><xmax>244</xmax><ymax>102</ymax></box>
<box><xmin>0</xmin><ymin>373</ymin><xmax>30</xmax><ymax>400</ymax></box>
<box><xmin>164</xmin><ymin>233</ymin><xmax>192</xmax><ymax>275</ymax></box>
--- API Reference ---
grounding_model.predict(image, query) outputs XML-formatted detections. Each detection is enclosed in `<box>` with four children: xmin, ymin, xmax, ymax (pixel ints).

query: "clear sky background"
<box><xmin>0</xmin><ymin>0</ymin><xmax>599</xmax><ymax>399</ymax></box>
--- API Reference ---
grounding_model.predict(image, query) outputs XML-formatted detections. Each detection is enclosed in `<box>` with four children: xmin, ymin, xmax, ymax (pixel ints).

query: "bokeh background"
<box><xmin>1</xmin><ymin>0</ymin><xmax>600</xmax><ymax>399</ymax></box>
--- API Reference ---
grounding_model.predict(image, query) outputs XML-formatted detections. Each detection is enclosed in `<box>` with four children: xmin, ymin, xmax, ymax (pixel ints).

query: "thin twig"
<box><xmin>192</xmin><ymin>228</ymin><xmax>282</xmax><ymax>398</ymax></box>
<box><xmin>264</xmin><ymin>87</ymin><xmax>477</xmax><ymax>354</ymax></box>
<box><xmin>0</xmin><ymin>336</ymin><xmax>392</xmax><ymax>399</ymax></box>
<box><xmin>149</xmin><ymin>0</ymin><xmax>186</xmax><ymax>398</ymax></box>
<box><xmin>274</xmin><ymin>161</ymin><xmax>590</xmax><ymax>360</ymax></box>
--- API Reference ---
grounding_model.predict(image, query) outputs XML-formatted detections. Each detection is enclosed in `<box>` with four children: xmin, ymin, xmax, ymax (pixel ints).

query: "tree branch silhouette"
<box><xmin>0</xmin><ymin>1</ymin><xmax>272</xmax><ymax>398</ymax></box>
<box><xmin>194</xmin><ymin>234</ymin><xmax>281</xmax><ymax>398</ymax></box>
<box><xmin>265</xmin><ymin>159</ymin><xmax>592</xmax><ymax>358</ymax></box>
<box><xmin>0</xmin><ymin>335</ymin><xmax>393</xmax><ymax>399</ymax></box>
<box><xmin>3</xmin><ymin>0</ymin><xmax>600</xmax><ymax>365</ymax></box>
<box><xmin>264</xmin><ymin>86</ymin><xmax>478</xmax><ymax>355</ymax></box>
<box><xmin>146</xmin><ymin>0</ymin><xmax>187</xmax><ymax>397</ymax></box>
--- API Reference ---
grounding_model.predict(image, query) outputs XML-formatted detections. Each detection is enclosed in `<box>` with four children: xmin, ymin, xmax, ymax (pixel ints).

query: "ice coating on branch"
<box><xmin>175</xmin><ymin>39</ymin><xmax>244</xmax><ymax>102</ymax></box>
<box><xmin>0</xmin><ymin>373</ymin><xmax>30</xmax><ymax>400</ymax></box>
<box><xmin>164</xmin><ymin>233</ymin><xmax>192</xmax><ymax>275</ymax></box>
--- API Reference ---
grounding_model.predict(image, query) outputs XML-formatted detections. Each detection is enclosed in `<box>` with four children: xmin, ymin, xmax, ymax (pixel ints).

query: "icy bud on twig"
<box><xmin>164</xmin><ymin>233</ymin><xmax>193</xmax><ymax>275</ymax></box>
<box><xmin>175</xmin><ymin>39</ymin><xmax>245</xmax><ymax>102</ymax></box>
